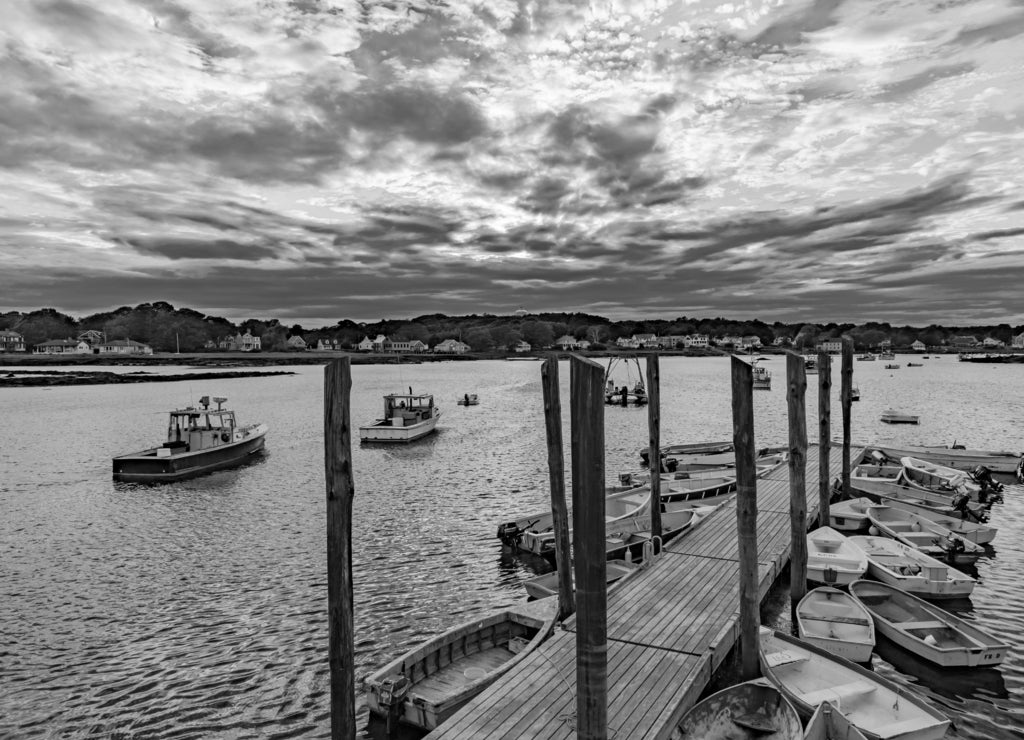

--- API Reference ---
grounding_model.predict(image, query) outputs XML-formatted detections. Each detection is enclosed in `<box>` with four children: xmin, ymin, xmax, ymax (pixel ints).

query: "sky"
<box><xmin>2</xmin><ymin>0</ymin><xmax>1024</xmax><ymax>328</ymax></box>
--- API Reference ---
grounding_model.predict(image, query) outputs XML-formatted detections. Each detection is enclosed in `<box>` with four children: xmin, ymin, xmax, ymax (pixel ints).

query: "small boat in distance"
<box><xmin>457</xmin><ymin>393</ymin><xmax>479</xmax><ymax>406</ymax></box>
<box><xmin>752</xmin><ymin>359</ymin><xmax>772</xmax><ymax>390</ymax></box>
<box><xmin>673</xmin><ymin>678</ymin><xmax>802</xmax><ymax>739</ymax></box>
<box><xmin>359</xmin><ymin>391</ymin><xmax>440</xmax><ymax>443</ymax></box>
<box><xmin>880</xmin><ymin>409</ymin><xmax>919</xmax><ymax>424</ymax></box>
<box><xmin>112</xmin><ymin>395</ymin><xmax>268</xmax><ymax>483</ymax></box>
<box><xmin>365</xmin><ymin>598</ymin><xmax>557</xmax><ymax>732</ymax></box>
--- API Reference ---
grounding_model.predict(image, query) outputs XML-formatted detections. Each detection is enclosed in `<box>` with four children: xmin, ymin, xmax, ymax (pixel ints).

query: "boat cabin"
<box><xmin>163</xmin><ymin>396</ymin><xmax>237</xmax><ymax>454</ymax></box>
<box><xmin>382</xmin><ymin>393</ymin><xmax>435</xmax><ymax>426</ymax></box>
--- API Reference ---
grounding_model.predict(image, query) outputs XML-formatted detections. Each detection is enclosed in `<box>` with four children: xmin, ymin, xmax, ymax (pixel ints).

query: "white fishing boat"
<box><xmin>880</xmin><ymin>409</ymin><xmax>918</xmax><ymax>425</ymax></box>
<box><xmin>806</xmin><ymin>527</ymin><xmax>868</xmax><ymax>585</ymax></box>
<box><xmin>456</xmin><ymin>393</ymin><xmax>479</xmax><ymax>406</ymax></box>
<box><xmin>672</xmin><ymin>678</ymin><xmax>802</xmax><ymax>740</ymax></box>
<box><xmin>796</xmin><ymin>587</ymin><xmax>875</xmax><ymax>663</ymax></box>
<box><xmin>849</xmin><ymin>580</ymin><xmax>1009</xmax><ymax>668</ymax></box>
<box><xmin>359</xmin><ymin>392</ymin><xmax>441</xmax><ymax>443</ymax></box>
<box><xmin>865</xmin><ymin>505</ymin><xmax>985</xmax><ymax>564</ymax></box>
<box><xmin>828</xmin><ymin>497</ymin><xmax>875</xmax><ymax>532</ymax></box>
<box><xmin>759</xmin><ymin>627</ymin><xmax>950</xmax><ymax>740</ymax></box>
<box><xmin>847</xmin><ymin>535</ymin><xmax>976</xmax><ymax>600</ymax></box>
<box><xmin>522</xmin><ymin>559</ymin><xmax>639</xmax><ymax>601</ymax></box>
<box><xmin>752</xmin><ymin>359</ymin><xmax>772</xmax><ymax>390</ymax></box>
<box><xmin>365</xmin><ymin>598</ymin><xmax>557</xmax><ymax>732</ymax></box>
<box><xmin>803</xmin><ymin>701</ymin><xmax>869</xmax><ymax>740</ymax></box>
<box><xmin>496</xmin><ymin>487</ymin><xmax>652</xmax><ymax>557</ymax></box>
<box><xmin>876</xmin><ymin>497</ymin><xmax>995</xmax><ymax>545</ymax></box>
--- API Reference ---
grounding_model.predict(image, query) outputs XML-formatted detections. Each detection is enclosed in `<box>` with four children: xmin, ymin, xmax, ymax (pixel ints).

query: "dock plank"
<box><xmin>426</xmin><ymin>446</ymin><xmax>846</xmax><ymax>740</ymax></box>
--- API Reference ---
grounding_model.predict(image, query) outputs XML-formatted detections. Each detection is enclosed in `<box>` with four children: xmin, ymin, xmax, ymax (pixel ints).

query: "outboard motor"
<box><xmin>663</xmin><ymin>457</ymin><xmax>678</xmax><ymax>473</ymax></box>
<box><xmin>950</xmin><ymin>491</ymin><xmax>987</xmax><ymax>523</ymax></box>
<box><xmin>970</xmin><ymin>465</ymin><xmax>1004</xmax><ymax>504</ymax></box>
<box><xmin>496</xmin><ymin>522</ymin><xmax>523</xmax><ymax>550</ymax></box>
<box><xmin>377</xmin><ymin>674</ymin><xmax>411</xmax><ymax>736</ymax></box>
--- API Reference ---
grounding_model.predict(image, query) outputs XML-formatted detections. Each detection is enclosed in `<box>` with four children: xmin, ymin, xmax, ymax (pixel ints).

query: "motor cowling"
<box><xmin>496</xmin><ymin>522</ymin><xmax>522</xmax><ymax>548</ymax></box>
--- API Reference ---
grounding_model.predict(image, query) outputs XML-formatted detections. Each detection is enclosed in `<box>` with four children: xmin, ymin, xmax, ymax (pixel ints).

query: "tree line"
<box><xmin>1</xmin><ymin>303</ymin><xmax>1021</xmax><ymax>354</ymax></box>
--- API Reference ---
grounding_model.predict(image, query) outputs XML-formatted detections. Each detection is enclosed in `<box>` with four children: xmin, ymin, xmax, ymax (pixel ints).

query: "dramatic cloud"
<box><xmin>1</xmin><ymin>0</ymin><xmax>1023</xmax><ymax>326</ymax></box>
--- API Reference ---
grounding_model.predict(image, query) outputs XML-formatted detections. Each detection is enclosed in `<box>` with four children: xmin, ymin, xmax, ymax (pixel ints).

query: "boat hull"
<box><xmin>359</xmin><ymin>413</ymin><xmax>439</xmax><ymax>443</ymax></box>
<box><xmin>673</xmin><ymin>678</ymin><xmax>802</xmax><ymax>739</ymax></box>
<box><xmin>796</xmin><ymin>587</ymin><xmax>875</xmax><ymax>663</ymax></box>
<box><xmin>848</xmin><ymin>536</ymin><xmax>975</xmax><ymax>600</ymax></box>
<box><xmin>112</xmin><ymin>431</ymin><xmax>267</xmax><ymax>483</ymax></box>
<box><xmin>866</xmin><ymin>444</ymin><xmax>1023</xmax><ymax>478</ymax></box>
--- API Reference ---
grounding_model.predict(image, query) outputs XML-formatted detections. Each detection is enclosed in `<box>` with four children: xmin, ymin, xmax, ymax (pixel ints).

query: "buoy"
<box><xmin>868</xmin><ymin>526</ymin><xmax>879</xmax><ymax>536</ymax></box>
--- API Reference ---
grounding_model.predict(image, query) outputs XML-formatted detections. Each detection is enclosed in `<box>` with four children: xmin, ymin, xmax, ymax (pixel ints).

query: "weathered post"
<box><xmin>571</xmin><ymin>355</ymin><xmax>608</xmax><ymax>740</ymax></box>
<box><xmin>324</xmin><ymin>358</ymin><xmax>355</xmax><ymax>740</ymax></box>
<box><xmin>841</xmin><ymin>338</ymin><xmax>854</xmax><ymax>497</ymax></box>
<box><xmin>786</xmin><ymin>352</ymin><xmax>808</xmax><ymax>609</ymax></box>
<box><xmin>541</xmin><ymin>357</ymin><xmax>575</xmax><ymax>620</ymax></box>
<box><xmin>817</xmin><ymin>351</ymin><xmax>832</xmax><ymax>522</ymax></box>
<box><xmin>731</xmin><ymin>356</ymin><xmax>759</xmax><ymax>681</ymax></box>
<box><xmin>646</xmin><ymin>354</ymin><xmax>662</xmax><ymax>540</ymax></box>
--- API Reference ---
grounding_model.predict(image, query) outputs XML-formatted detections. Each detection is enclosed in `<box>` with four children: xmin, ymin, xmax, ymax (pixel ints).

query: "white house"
<box><xmin>33</xmin><ymin>338</ymin><xmax>91</xmax><ymax>355</ymax></box>
<box><xmin>0</xmin><ymin>329</ymin><xmax>26</xmax><ymax>352</ymax></box>
<box><xmin>911</xmin><ymin>340</ymin><xmax>926</xmax><ymax>351</ymax></box>
<box><xmin>687</xmin><ymin>334</ymin><xmax>710</xmax><ymax>348</ymax></box>
<box><xmin>616</xmin><ymin>336</ymin><xmax>640</xmax><ymax>349</ymax></box>
<box><xmin>357</xmin><ymin>336</ymin><xmax>375</xmax><ymax>351</ymax></box>
<box><xmin>434</xmin><ymin>339</ymin><xmax>471</xmax><ymax>354</ymax></box>
<box><xmin>633</xmin><ymin>333</ymin><xmax>659</xmax><ymax>348</ymax></box>
<box><xmin>554</xmin><ymin>334</ymin><xmax>579</xmax><ymax>350</ymax></box>
<box><xmin>514</xmin><ymin>340</ymin><xmax>531</xmax><ymax>353</ymax></box>
<box><xmin>1013</xmin><ymin>332</ymin><xmax>1024</xmax><ymax>349</ymax></box>
<box><xmin>983</xmin><ymin>337</ymin><xmax>1005</xmax><ymax>348</ymax></box>
<box><xmin>97</xmin><ymin>339</ymin><xmax>153</xmax><ymax>355</ymax></box>
<box><xmin>286</xmin><ymin>335</ymin><xmax>307</xmax><ymax>350</ymax></box>
<box><xmin>950</xmin><ymin>335</ymin><xmax>977</xmax><ymax>348</ymax></box>
<box><xmin>819</xmin><ymin>340</ymin><xmax>843</xmax><ymax>354</ymax></box>
<box><xmin>383</xmin><ymin>339</ymin><xmax>427</xmax><ymax>353</ymax></box>
<box><xmin>238</xmin><ymin>330</ymin><xmax>261</xmax><ymax>351</ymax></box>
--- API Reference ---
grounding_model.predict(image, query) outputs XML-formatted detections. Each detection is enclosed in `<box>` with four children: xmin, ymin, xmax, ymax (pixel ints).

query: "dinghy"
<box><xmin>803</xmin><ymin>701</ymin><xmax>868</xmax><ymax>740</ymax></box>
<box><xmin>877</xmin><ymin>498</ymin><xmax>995</xmax><ymax>545</ymax></box>
<box><xmin>901</xmin><ymin>456</ymin><xmax>979</xmax><ymax>495</ymax></box>
<box><xmin>672</xmin><ymin>678</ymin><xmax>802</xmax><ymax>740</ymax></box>
<box><xmin>849</xmin><ymin>580</ymin><xmax>1009</xmax><ymax>668</ymax></box>
<box><xmin>365</xmin><ymin>598</ymin><xmax>557</xmax><ymax>732</ymax></box>
<box><xmin>847</xmin><ymin>535</ymin><xmax>976</xmax><ymax>600</ymax></box>
<box><xmin>847</xmin><ymin>476</ymin><xmax>988</xmax><ymax>522</ymax></box>
<box><xmin>806</xmin><ymin>527</ymin><xmax>868</xmax><ymax>585</ymax></box>
<box><xmin>866</xmin><ymin>505</ymin><xmax>985</xmax><ymax>564</ymax></box>
<box><xmin>639</xmin><ymin>440</ymin><xmax>733</xmax><ymax>464</ymax></box>
<box><xmin>523</xmin><ymin>560</ymin><xmax>638</xmax><ymax>600</ymax></box>
<box><xmin>796</xmin><ymin>587</ymin><xmax>875</xmax><ymax>663</ymax></box>
<box><xmin>863</xmin><ymin>443</ymin><xmax>1023</xmax><ymax>479</ymax></box>
<box><xmin>880</xmin><ymin>409</ymin><xmax>918</xmax><ymax>424</ymax></box>
<box><xmin>828</xmin><ymin>497</ymin><xmax>875</xmax><ymax>532</ymax></box>
<box><xmin>759</xmin><ymin>627</ymin><xmax>950</xmax><ymax>740</ymax></box>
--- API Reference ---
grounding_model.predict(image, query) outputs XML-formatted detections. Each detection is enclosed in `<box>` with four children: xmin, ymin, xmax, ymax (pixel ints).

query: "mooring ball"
<box><xmin>912</xmin><ymin>522</ymin><xmax>923</xmax><ymax>532</ymax></box>
<box><xmin>868</xmin><ymin>526</ymin><xmax>879</xmax><ymax>536</ymax></box>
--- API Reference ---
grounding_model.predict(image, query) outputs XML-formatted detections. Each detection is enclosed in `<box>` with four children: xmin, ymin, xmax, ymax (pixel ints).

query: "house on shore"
<box><xmin>33</xmin><ymin>338</ymin><xmax>91</xmax><ymax>355</ymax></box>
<box><xmin>98</xmin><ymin>339</ymin><xmax>153</xmax><ymax>355</ymax></box>
<box><xmin>0</xmin><ymin>329</ymin><xmax>26</xmax><ymax>352</ymax></box>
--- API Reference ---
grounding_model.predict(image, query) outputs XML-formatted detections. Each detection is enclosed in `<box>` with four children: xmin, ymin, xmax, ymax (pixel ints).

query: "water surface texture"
<box><xmin>2</xmin><ymin>356</ymin><xmax>1022</xmax><ymax>738</ymax></box>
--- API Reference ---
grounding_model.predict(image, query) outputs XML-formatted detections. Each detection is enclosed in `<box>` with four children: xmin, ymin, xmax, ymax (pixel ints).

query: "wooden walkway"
<box><xmin>426</xmin><ymin>445</ymin><xmax>845</xmax><ymax>740</ymax></box>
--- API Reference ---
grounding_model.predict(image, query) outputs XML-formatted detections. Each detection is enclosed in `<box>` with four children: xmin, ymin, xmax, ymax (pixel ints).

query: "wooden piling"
<box><xmin>541</xmin><ymin>357</ymin><xmax>574</xmax><ymax>620</ymax></box>
<box><xmin>646</xmin><ymin>354</ymin><xmax>662</xmax><ymax>540</ymax></box>
<box><xmin>571</xmin><ymin>355</ymin><xmax>608</xmax><ymax>740</ymax></box>
<box><xmin>730</xmin><ymin>356</ymin><xmax>759</xmax><ymax>681</ymax></box>
<box><xmin>841</xmin><ymin>338</ymin><xmax>854</xmax><ymax>497</ymax></box>
<box><xmin>817</xmin><ymin>351</ymin><xmax>832</xmax><ymax>523</ymax></box>
<box><xmin>324</xmin><ymin>358</ymin><xmax>356</xmax><ymax>740</ymax></box>
<box><xmin>786</xmin><ymin>352</ymin><xmax>808</xmax><ymax>608</ymax></box>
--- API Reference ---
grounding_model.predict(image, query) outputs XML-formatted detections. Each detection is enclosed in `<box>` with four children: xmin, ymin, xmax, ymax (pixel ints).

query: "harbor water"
<box><xmin>2</xmin><ymin>356</ymin><xmax>1023</xmax><ymax>739</ymax></box>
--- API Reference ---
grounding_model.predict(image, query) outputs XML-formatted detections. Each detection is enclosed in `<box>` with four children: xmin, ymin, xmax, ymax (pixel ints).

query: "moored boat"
<box><xmin>828</xmin><ymin>497</ymin><xmax>875</xmax><ymax>532</ymax></box>
<box><xmin>803</xmin><ymin>701</ymin><xmax>868</xmax><ymax>740</ymax></box>
<box><xmin>672</xmin><ymin>678</ymin><xmax>802</xmax><ymax>740</ymax></box>
<box><xmin>752</xmin><ymin>360</ymin><xmax>772</xmax><ymax>390</ymax></box>
<box><xmin>112</xmin><ymin>395</ymin><xmax>268</xmax><ymax>483</ymax></box>
<box><xmin>874</xmin><ymin>497</ymin><xmax>995</xmax><ymax>545</ymax></box>
<box><xmin>457</xmin><ymin>393</ymin><xmax>479</xmax><ymax>406</ymax></box>
<box><xmin>865</xmin><ymin>505</ymin><xmax>985</xmax><ymax>563</ymax></box>
<box><xmin>847</xmin><ymin>535</ymin><xmax>976</xmax><ymax>600</ymax></box>
<box><xmin>806</xmin><ymin>526</ymin><xmax>868</xmax><ymax>585</ymax></box>
<box><xmin>796</xmin><ymin>587</ymin><xmax>875</xmax><ymax>663</ymax></box>
<box><xmin>639</xmin><ymin>440</ymin><xmax>734</xmax><ymax>464</ymax></box>
<box><xmin>758</xmin><ymin>627</ymin><xmax>950</xmax><ymax>740</ymax></box>
<box><xmin>359</xmin><ymin>392</ymin><xmax>441</xmax><ymax>443</ymax></box>
<box><xmin>522</xmin><ymin>559</ymin><xmax>638</xmax><ymax>601</ymax></box>
<box><xmin>862</xmin><ymin>443</ymin><xmax>1023</xmax><ymax>479</ymax></box>
<box><xmin>365</xmin><ymin>597</ymin><xmax>557</xmax><ymax>732</ymax></box>
<box><xmin>846</xmin><ymin>476</ymin><xmax>988</xmax><ymax>522</ymax></box>
<box><xmin>849</xmin><ymin>580</ymin><xmax>1008</xmax><ymax>668</ymax></box>
<box><xmin>880</xmin><ymin>409</ymin><xmax>918</xmax><ymax>424</ymax></box>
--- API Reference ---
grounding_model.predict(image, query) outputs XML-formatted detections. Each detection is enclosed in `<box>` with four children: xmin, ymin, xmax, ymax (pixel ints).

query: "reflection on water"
<box><xmin>2</xmin><ymin>358</ymin><xmax>1024</xmax><ymax>738</ymax></box>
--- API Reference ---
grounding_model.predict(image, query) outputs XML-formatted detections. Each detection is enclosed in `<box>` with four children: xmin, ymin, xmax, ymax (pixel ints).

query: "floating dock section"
<box><xmin>427</xmin><ymin>445</ymin><xmax>845</xmax><ymax>739</ymax></box>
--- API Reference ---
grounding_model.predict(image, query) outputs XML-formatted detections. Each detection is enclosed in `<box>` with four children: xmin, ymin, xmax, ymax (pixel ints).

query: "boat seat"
<box><xmin>763</xmin><ymin>650</ymin><xmax>808</xmax><ymax>668</ymax></box>
<box><xmin>800</xmin><ymin>680</ymin><xmax>877</xmax><ymax>705</ymax></box>
<box><xmin>899</xmin><ymin>620</ymin><xmax>946</xmax><ymax>631</ymax></box>
<box><xmin>798</xmin><ymin>613</ymin><xmax>871</xmax><ymax>626</ymax></box>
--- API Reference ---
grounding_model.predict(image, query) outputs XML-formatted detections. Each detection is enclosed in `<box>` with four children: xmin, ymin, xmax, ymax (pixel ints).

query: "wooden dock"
<box><xmin>426</xmin><ymin>444</ymin><xmax>845</xmax><ymax>740</ymax></box>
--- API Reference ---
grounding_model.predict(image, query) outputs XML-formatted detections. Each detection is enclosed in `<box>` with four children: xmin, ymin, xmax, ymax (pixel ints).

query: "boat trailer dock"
<box><xmin>426</xmin><ymin>444</ymin><xmax>845</xmax><ymax>739</ymax></box>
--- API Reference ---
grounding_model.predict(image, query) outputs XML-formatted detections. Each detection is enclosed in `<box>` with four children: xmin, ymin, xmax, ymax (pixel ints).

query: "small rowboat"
<box><xmin>876</xmin><ymin>497</ymin><xmax>995</xmax><ymax>545</ymax></box>
<box><xmin>828</xmin><ymin>497</ymin><xmax>875</xmax><ymax>532</ymax></box>
<box><xmin>522</xmin><ymin>559</ymin><xmax>638</xmax><ymax>600</ymax></box>
<box><xmin>673</xmin><ymin>678</ymin><xmax>802</xmax><ymax>739</ymax></box>
<box><xmin>638</xmin><ymin>440</ymin><xmax>733</xmax><ymax>464</ymax></box>
<box><xmin>796</xmin><ymin>587</ymin><xmax>875</xmax><ymax>663</ymax></box>
<box><xmin>365</xmin><ymin>598</ymin><xmax>557</xmax><ymax>732</ymax></box>
<box><xmin>901</xmin><ymin>456</ymin><xmax>978</xmax><ymax>495</ymax></box>
<box><xmin>864</xmin><ymin>443</ymin><xmax>1023</xmax><ymax>478</ymax></box>
<box><xmin>806</xmin><ymin>527</ymin><xmax>868</xmax><ymax>585</ymax></box>
<box><xmin>880</xmin><ymin>408</ymin><xmax>918</xmax><ymax>424</ymax></box>
<box><xmin>865</xmin><ymin>505</ymin><xmax>985</xmax><ymax>564</ymax></box>
<box><xmin>803</xmin><ymin>701</ymin><xmax>868</xmax><ymax>740</ymax></box>
<box><xmin>759</xmin><ymin>628</ymin><xmax>950</xmax><ymax>740</ymax></box>
<box><xmin>847</xmin><ymin>535</ymin><xmax>976</xmax><ymax>600</ymax></box>
<box><xmin>849</xmin><ymin>580</ymin><xmax>1009</xmax><ymax>668</ymax></box>
<box><xmin>847</xmin><ymin>476</ymin><xmax>988</xmax><ymax>521</ymax></box>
